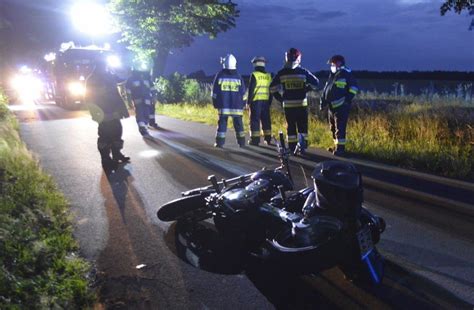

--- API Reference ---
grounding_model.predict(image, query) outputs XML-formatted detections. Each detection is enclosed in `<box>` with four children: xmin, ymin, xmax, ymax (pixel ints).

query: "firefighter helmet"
<box><xmin>221</xmin><ymin>54</ymin><xmax>237</xmax><ymax>70</ymax></box>
<box><xmin>285</xmin><ymin>48</ymin><xmax>302</xmax><ymax>63</ymax></box>
<box><xmin>328</xmin><ymin>55</ymin><xmax>345</xmax><ymax>66</ymax></box>
<box><xmin>251</xmin><ymin>56</ymin><xmax>266</xmax><ymax>67</ymax></box>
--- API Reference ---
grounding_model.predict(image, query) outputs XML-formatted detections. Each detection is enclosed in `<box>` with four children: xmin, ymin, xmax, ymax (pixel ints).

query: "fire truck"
<box><xmin>44</xmin><ymin>44</ymin><xmax>123</xmax><ymax>109</ymax></box>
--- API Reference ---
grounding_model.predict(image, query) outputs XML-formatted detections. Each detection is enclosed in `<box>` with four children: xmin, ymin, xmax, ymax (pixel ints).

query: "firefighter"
<box><xmin>85</xmin><ymin>60</ymin><xmax>130</xmax><ymax>172</ymax></box>
<box><xmin>320</xmin><ymin>55</ymin><xmax>359</xmax><ymax>156</ymax></box>
<box><xmin>125</xmin><ymin>69</ymin><xmax>155</xmax><ymax>136</ymax></box>
<box><xmin>212</xmin><ymin>54</ymin><xmax>247</xmax><ymax>148</ymax></box>
<box><xmin>247</xmin><ymin>56</ymin><xmax>273</xmax><ymax>146</ymax></box>
<box><xmin>270</xmin><ymin>48</ymin><xmax>319</xmax><ymax>154</ymax></box>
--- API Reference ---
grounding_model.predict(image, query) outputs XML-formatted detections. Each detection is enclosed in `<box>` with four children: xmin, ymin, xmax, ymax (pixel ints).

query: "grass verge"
<box><xmin>0</xmin><ymin>91</ymin><xmax>94</xmax><ymax>308</ymax></box>
<box><xmin>157</xmin><ymin>100</ymin><xmax>473</xmax><ymax>180</ymax></box>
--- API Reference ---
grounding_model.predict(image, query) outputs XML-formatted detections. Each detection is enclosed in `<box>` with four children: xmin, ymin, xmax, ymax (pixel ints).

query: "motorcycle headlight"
<box><xmin>68</xmin><ymin>82</ymin><xmax>86</xmax><ymax>96</ymax></box>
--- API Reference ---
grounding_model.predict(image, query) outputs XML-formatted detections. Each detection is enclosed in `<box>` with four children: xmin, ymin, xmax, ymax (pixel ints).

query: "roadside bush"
<box><xmin>154</xmin><ymin>72</ymin><xmax>186</xmax><ymax>103</ymax></box>
<box><xmin>0</xmin><ymin>93</ymin><xmax>93</xmax><ymax>308</ymax></box>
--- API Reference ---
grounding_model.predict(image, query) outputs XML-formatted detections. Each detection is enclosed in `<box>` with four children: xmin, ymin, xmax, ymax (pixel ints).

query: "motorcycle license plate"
<box><xmin>357</xmin><ymin>226</ymin><xmax>374</xmax><ymax>258</ymax></box>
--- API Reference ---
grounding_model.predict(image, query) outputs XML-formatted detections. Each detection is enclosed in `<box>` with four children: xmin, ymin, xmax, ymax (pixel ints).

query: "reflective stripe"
<box><xmin>149</xmin><ymin>115</ymin><xmax>155</xmax><ymax>119</ymax></box>
<box><xmin>279</xmin><ymin>74</ymin><xmax>307</xmax><ymax>81</ymax></box>
<box><xmin>263</xmin><ymin>130</ymin><xmax>272</xmax><ymax>135</ymax></box>
<box><xmin>218</xmin><ymin>78</ymin><xmax>241</xmax><ymax>92</ymax></box>
<box><xmin>283</xmin><ymin>99</ymin><xmax>308</xmax><ymax>108</ymax></box>
<box><xmin>250</xmin><ymin>131</ymin><xmax>261</xmax><ymax>137</ymax></box>
<box><xmin>335</xmin><ymin>80</ymin><xmax>347</xmax><ymax>88</ymax></box>
<box><xmin>330</xmin><ymin>97</ymin><xmax>345</xmax><ymax>109</ymax></box>
<box><xmin>216</xmin><ymin>132</ymin><xmax>226</xmax><ymax>138</ymax></box>
<box><xmin>138</xmin><ymin>121</ymin><xmax>147</xmax><ymax>127</ymax></box>
<box><xmin>287</xmin><ymin>135</ymin><xmax>298</xmax><ymax>143</ymax></box>
<box><xmin>349</xmin><ymin>86</ymin><xmax>359</xmax><ymax>95</ymax></box>
<box><xmin>336</xmin><ymin>139</ymin><xmax>346</xmax><ymax>145</ymax></box>
<box><xmin>236</xmin><ymin>131</ymin><xmax>246</xmax><ymax>138</ymax></box>
<box><xmin>270</xmin><ymin>84</ymin><xmax>282</xmax><ymax>93</ymax></box>
<box><xmin>219</xmin><ymin>109</ymin><xmax>243</xmax><ymax>115</ymax></box>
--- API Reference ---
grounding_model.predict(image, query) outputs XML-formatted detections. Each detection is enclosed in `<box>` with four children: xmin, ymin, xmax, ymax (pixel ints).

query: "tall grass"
<box><xmin>157</xmin><ymin>96</ymin><xmax>473</xmax><ymax>179</ymax></box>
<box><xmin>0</xmin><ymin>91</ymin><xmax>94</xmax><ymax>308</ymax></box>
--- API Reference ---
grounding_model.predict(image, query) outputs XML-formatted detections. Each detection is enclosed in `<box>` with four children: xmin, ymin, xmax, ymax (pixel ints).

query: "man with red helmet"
<box><xmin>320</xmin><ymin>55</ymin><xmax>359</xmax><ymax>156</ymax></box>
<box><xmin>270</xmin><ymin>48</ymin><xmax>319</xmax><ymax>154</ymax></box>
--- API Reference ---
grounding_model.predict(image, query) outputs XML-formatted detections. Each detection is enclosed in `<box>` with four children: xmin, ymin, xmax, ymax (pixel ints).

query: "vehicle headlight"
<box><xmin>68</xmin><ymin>82</ymin><xmax>86</xmax><ymax>96</ymax></box>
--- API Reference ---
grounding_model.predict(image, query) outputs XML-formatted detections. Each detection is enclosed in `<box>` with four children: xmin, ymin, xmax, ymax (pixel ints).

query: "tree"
<box><xmin>440</xmin><ymin>0</ymin><xmax>474</xmax><ymax>30</ymax></box>
<box><xmin>109</xmin><ymin>0</ymin><xmax>239</xmax><ymax>78</ymax></box>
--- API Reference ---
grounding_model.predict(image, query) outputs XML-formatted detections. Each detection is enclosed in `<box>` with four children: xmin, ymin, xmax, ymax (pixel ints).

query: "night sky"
<box><xmin>1</xmin><ymin>0</ymin><xmax>473</xmax><ymax>75</ymax></box>
<box><xmin>165</xmin><ymin>0</ymin><xmax>474</xmax><ymax>75</ymax></box>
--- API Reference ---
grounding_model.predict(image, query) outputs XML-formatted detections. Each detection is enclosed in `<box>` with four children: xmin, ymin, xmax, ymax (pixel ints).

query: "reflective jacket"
<box><xmin>125</xmin><ymin>72</ymin><xmax>153</xmax><ymax>104</ymax></box>
<box><xmin>86</xmin><ymin>71</ymin><xmax>129</xmax><ymax>123</ymax></box>
<box><xmin>248</xmin><ymin>67</ymin><xmax>272</xmax><ymax>104</ymax></box>
<box><xmin>321</xmin><ymin>67</ymin><xmax>359</xmax><ymax>110</ymax></box>
<box><xmin>269</xmin><ymin>65</ymin><xmax>319</xmax><ymax>109</ymax></box>
<box><xmin>212</xmin><ymin>69</ymin><xmax>246</xmax><ymax>115</ymax></box>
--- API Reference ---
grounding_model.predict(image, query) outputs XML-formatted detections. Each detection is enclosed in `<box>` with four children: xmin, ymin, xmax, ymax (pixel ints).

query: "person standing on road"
<box><xmin>320</xmin><ymin>55</ymin><xmax>359</xmax><ymax>156</ymax></box>
<box><xmin>270</xmin><ymin>48</ymin><xmax>319</xmax><ymax>155</ymax></box>
<box><xmin>211</xmin><ymin>54</ymin><xmax>247</xmax><ymax>148</ymax></box>
<box><xmin>125</xmin><ymin>69</ymin><xmax>157</xmax><ymax>136</ymax></box>
<box><xmin>85</xmin><ymin>60</ymin><xmax>130</xmax><ymax>172</ymax></box>
<box><xmin>247</xmin><ymin>56</ymin><xmax>273</xmax><ymax>146</ymax></box>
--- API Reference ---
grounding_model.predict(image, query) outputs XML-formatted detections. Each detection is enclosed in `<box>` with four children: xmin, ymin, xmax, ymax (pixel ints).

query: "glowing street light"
<box><xmin>70</xmin><ymin>2</ymin><xmax>115</xmax><ymax>36</ymax></box>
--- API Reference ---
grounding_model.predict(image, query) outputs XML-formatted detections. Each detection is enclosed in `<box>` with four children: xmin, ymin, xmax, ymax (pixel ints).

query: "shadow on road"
<box><xmin>96</xmin><ymin>165</ymin><xmax>190</xmax><ymax>309</ymax></box>
<box><xmin>163</xmin><ymin>220</ymin><xmax>471</xmax><ymax>310</ymax></box>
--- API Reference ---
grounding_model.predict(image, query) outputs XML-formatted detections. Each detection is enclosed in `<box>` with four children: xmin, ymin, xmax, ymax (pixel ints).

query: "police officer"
<box><xmin>212</xmin><ymin>54</ymin><xmax>246</xmax><ymax>148</ymax></box>
<box><xmin>248</xmin><ymin>56</ymin><xmax>273</xmax><ymax>146</ymax></box>
<box><xmin>320</xmin><ymin>55</ymin><xmax>359</xmax><ymax>156</ymax></box>
<box><xmin>86</xmin><ymin>60</ymin><xmax>130</xmax><ymax>172</ymax></box>
<box><xmin>270</xmin><ymin>48</ymin><xmax>319</xmax><ymax>154</ymax></box>
<box><xmin>125</xmin><ymin>69</ymin><xmax>155</xmax><ymax>136</ymax></box>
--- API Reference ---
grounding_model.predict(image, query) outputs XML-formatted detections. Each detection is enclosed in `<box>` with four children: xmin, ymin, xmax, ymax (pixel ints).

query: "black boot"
<box><xmin>264</xmin><ymin>135</ymin><xmax>273</xmax><ymax>145</ymax></box>
<box><xmin>248</xmin><ymin>137</ymin><xmax>260</xmax><ymax>146</ymax></box>
<box><xmin>289</xmin><ymin>142</ymin><xmax>297</xmax><ymax>154</ymax></box>
<box><xmin>149</xmin><ymin>122</ymin><xmax>159</xmax><ymax>130</ymax></box>
<box><xmin>100</xmin><ymin>150</ymin><xmax>118</xmax><ymax>173</ymax></box>
<box><xmin>112</xmin><ymin>150</ymin><xmax>131</xmax><ymax>163</ymax></box>
<box><xmin>237</xmin><ymin>137</ymin><xmax>246</xmax><ymax>148</ymax></box>
<box><xmin>215</xmin><ymin>137</ymin><xmax>225</xmax><ymax>148</ymax></box>
<box><xmin>139</xmin><ymin>126</ymin><xmax>149</xmax><ymax>136</ymax></box>
<box><xmin>333</xmin><ymin>144</ymin><xmax>346</xmax><ymax>156</ymax></box>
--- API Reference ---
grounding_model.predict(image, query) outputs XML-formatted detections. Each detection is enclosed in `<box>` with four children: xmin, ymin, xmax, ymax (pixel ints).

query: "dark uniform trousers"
<box><xmin>285</xmin><ymin>107</ymin><xmax>308</xmax><ymax>152</ymax></box>
<box><xmin>134</xmin><ymin>98</ymin><xmax>151</xmax><ymax>128</ymax></box>
<box><xmin>216</xmin><ymin>115</ymin><xmax>245</xmax><ymax>146</ymax></box>
<box><xmin>249</xmin><ymin>100</ymin><xmax>272</xmax><ymax>143</ymax></box>
<box><xmin>97</xmin><ymin>119</ymin><xmax>124</xmax><ymax>159</ymax></box>
<box><xmin>328</xmin><ymin>103</ymin><xmax>350</xmax><ymax>150</ymax></box>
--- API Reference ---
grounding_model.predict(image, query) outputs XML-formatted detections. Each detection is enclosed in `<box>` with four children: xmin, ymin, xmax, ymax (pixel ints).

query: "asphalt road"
<box><xmin>11</xmin><ymin>102</ymin><xmax>474</xmax><ymax>309</ymax></box>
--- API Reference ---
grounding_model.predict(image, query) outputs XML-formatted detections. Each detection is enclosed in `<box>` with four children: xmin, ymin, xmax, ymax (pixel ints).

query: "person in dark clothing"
<box><xmin>270</xmin><ymin>48</ymin><xmax>319</xmax><ymax>154</ymax></box>
<box><xmin>247</xmin><ymin>56</ymin><xmax>273</xmax><ymax>146</ymax></box>
<box><xmin>86</xmin><ymin>61</ymin><xmax>130</xmax><ymax>172</ymax></box>
<box><xmin>320</xmin><ymin>55</ymin><xmax>359</xmax><ymax>156</ymax></box>
<box><xmin>212</xmin><ymin>54</ymin><xmax>247</xmax><ymax>148</ymax></box>
<box><xmin>125</xmin><ymin>70</ymin><xmax>155</xmax><ymax>136</ymax></box>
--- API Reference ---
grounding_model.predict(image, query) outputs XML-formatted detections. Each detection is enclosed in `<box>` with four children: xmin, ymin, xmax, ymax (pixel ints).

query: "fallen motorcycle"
<box><xmin>157</xmin><ymin>132</ymin><xmax>386</xmax><ymax>284</ymax></box>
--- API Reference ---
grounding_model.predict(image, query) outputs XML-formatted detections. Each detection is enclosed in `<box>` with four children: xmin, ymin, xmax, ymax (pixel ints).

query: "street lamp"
<box><xmin>70</xmin><ymin>2</ymin><xmax>115</xmax><ymax>36</ymax></box>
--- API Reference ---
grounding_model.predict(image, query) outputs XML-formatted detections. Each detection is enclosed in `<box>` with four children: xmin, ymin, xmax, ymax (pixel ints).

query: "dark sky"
<box><xmin>1</xmin><ymin>0</ymin><xmax>472</xmax><ymax>75</ymax></box>
<box><xmin>165</xmin><ymin>0</ymin><xmax>474</xmax><ymax>75</ymax></box>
